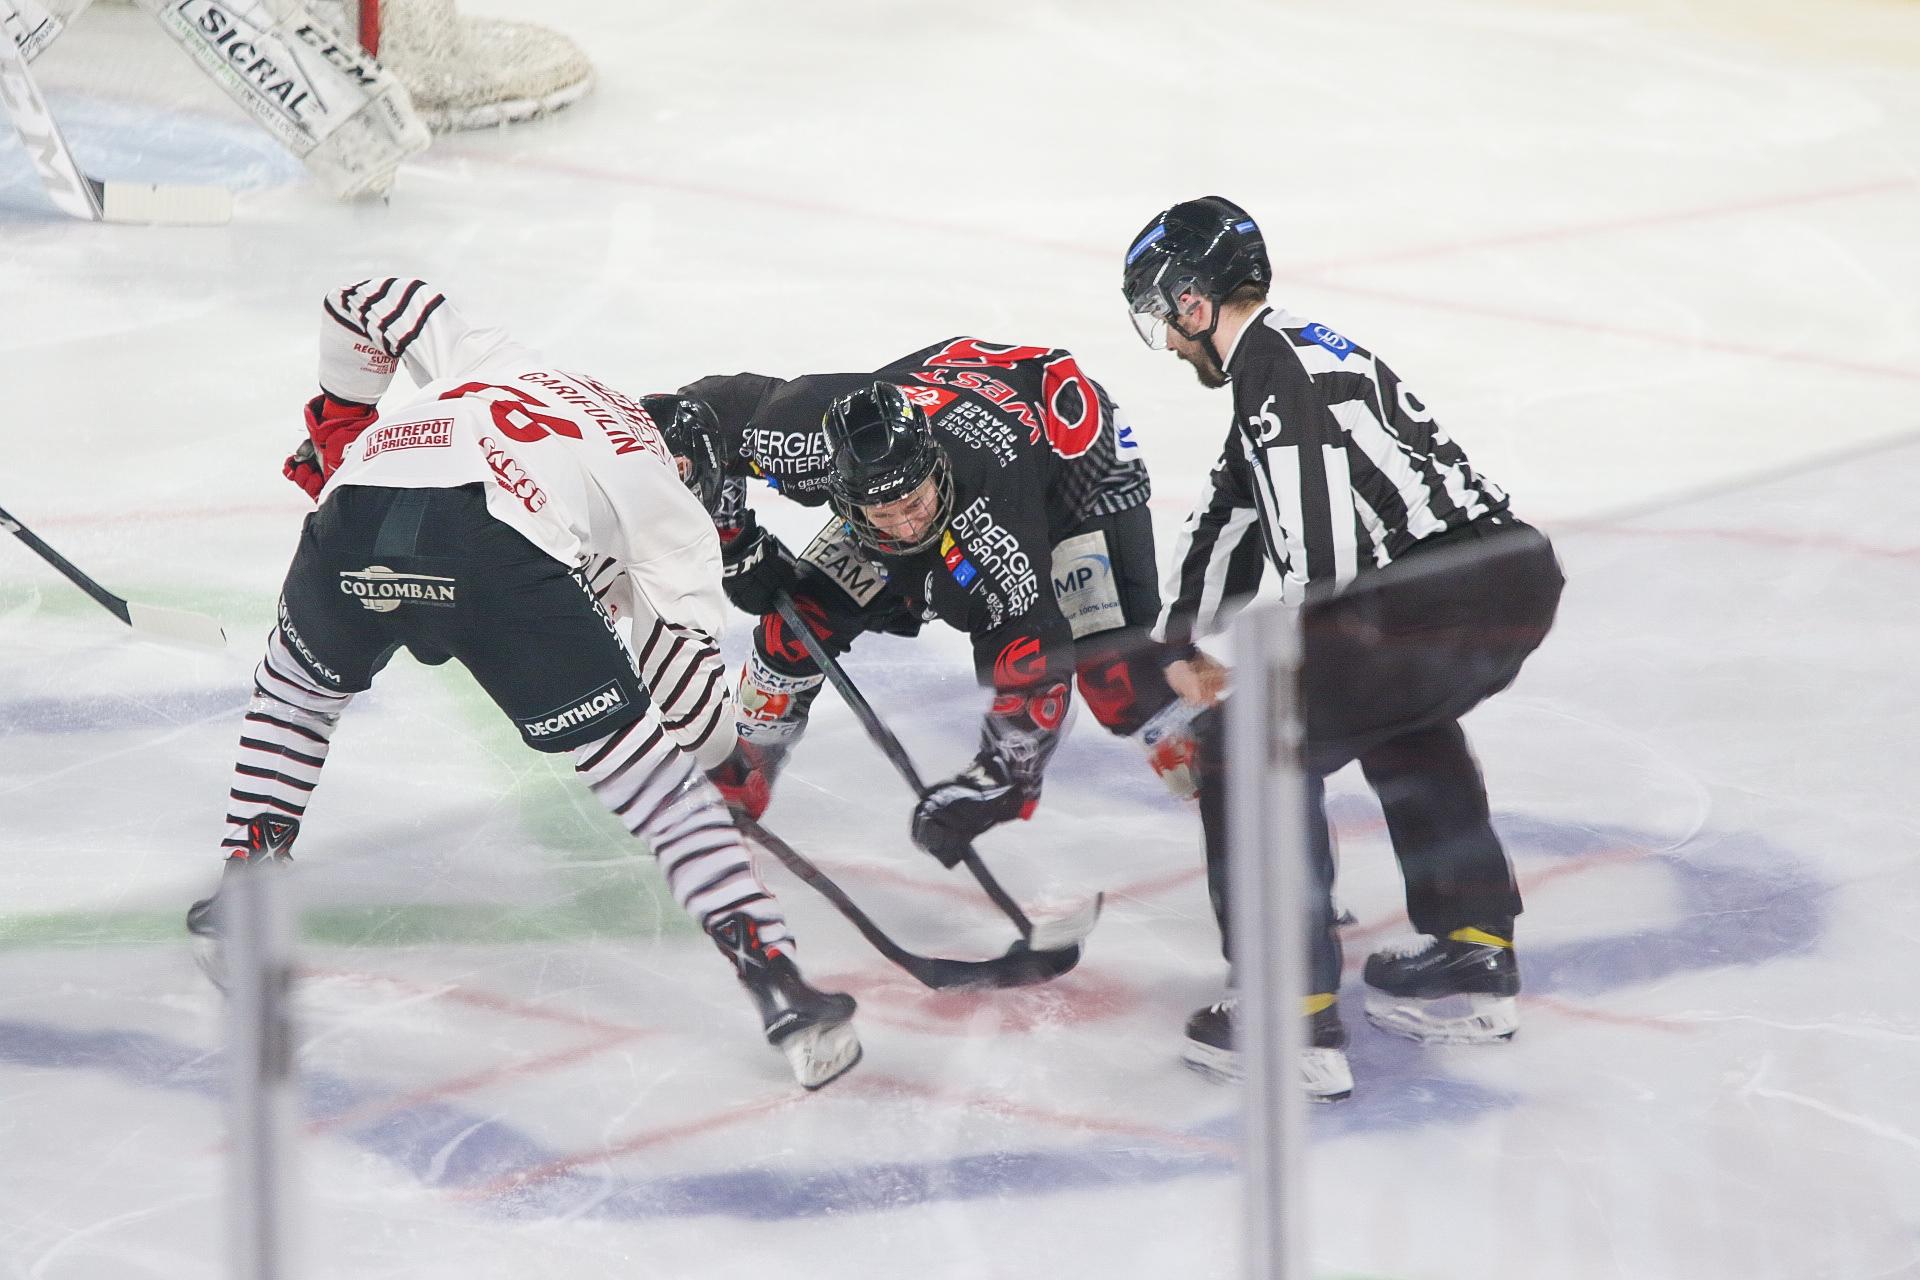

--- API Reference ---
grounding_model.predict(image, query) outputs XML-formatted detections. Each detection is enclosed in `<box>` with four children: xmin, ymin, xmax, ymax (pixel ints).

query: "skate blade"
<box><xmin>190</xmin><ymin>933</ymin><xmax>228</xmax><ymax>993</ymax></box>
<box><xmin>783</xmin><ymin>1019</ymin><xmax>862</xmax><ymax>1091</ymax></box>
<box><xmin>1363</xmin><ymin>991</ymin><xmax>1518</xmax><ymax>1044</ymax></box>
<box><xmin>1182</xmin><ymin>1042</ymin><xmax>1353</xmax><ymax>1101</ymax></box>
<box><xmin>1181</xmin><ymin>1039</ymin><xmax>1242</xmax><ymax>1085</ymax></box>
<box><xmin>1301</xmin><ymin>1046</ymin><xmax>1353</xmax><ymax>1102</ymax></box>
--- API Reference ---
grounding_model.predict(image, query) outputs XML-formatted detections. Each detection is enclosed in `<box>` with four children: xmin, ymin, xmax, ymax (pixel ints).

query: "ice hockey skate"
<box><xmin>1363</xmin><ymin>927</ymin><xmax>1521</xmax><ymax>1044</ymax></box>
<box><xmin>709</xmin><ymin>912</ymin><xmax>862</xmax><ymax>1091</ymax></box>
<box><xmin>1181</xmin><ymin>994</ymin><xmax>1353</xmax><ymax>1102</ymax></box>
<box><xmin>185</xmin><ymin>815</ymin><xmax>298</xmax><ymax>991</ymax></box>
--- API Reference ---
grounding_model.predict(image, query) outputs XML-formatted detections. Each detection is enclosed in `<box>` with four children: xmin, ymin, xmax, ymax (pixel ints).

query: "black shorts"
<box><xmin>274</xmin><ymin>484</ymin><xmax>650</xmax><ymax>753</ymax></box>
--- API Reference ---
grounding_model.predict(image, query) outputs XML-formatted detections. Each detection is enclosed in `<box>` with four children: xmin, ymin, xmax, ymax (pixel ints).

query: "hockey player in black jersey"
<box><xmin>645</xmin><ymin>339</ymin><xmax>1200</xmax><ymax>864</ymax></box>
<box><xmin>1123</xmin><ymin>197</ymin><xmax>1565</xmax><ymax>1099</ymax></box>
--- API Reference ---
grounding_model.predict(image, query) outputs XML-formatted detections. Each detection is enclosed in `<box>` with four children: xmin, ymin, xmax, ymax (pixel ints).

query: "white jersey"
<box><xmin>313</xmin><ymin>278</ymin><xmax>736</xmax><ymax>766</ymax></box>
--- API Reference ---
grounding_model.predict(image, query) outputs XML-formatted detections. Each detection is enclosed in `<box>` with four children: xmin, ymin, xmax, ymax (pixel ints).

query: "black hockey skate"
<box><xmin>708</xmin><ymin>912</ymin><xmax>861</xmax><ymax>1091</ymax></box>
<box><xmin>1182</xmin><ymin>994</ymin><xmax>1353</xmax><ymax>1102</ymax></box>
<box><xmin>186</xmin><ymin>815</ymin><xmax>298</xmax><ymax>991</ymax></box>
<box><xmin>1363</xmin><ymin>927</ymin><xmax>1520</xmax><ymax>1044</ymax></box>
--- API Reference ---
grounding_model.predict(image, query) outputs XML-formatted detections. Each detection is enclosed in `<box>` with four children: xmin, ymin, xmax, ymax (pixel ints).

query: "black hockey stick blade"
<box><xmin>771</xmin><ymin>591</ymin><xmax>1102</xmax><ymax>947</ymax></box>
<box><xmin>735</xmin><ymin>812</ymin><xmax>1082</xmax><ymax>990</ymax></box>
<box><xmin>0</xmin><ymin>502</ymin><xmax>226</xmax><ymax>649</ymax></box>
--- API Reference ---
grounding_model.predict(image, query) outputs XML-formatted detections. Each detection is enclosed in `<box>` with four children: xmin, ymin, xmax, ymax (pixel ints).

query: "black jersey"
<box><xmin>1157</xmin><ymin>307</ymin><xmax>1510</xmax><ymax>648</ymax></box>
<box><xmin>677</xmin><ymin>369</ymin><xmax>871</xmax><ymax>522</ymax></box>
<box><xmin>685</xmin><ymin>338</ymin><xmax>1149</xmax><ymax>680</ymax></box>
<box><xmin>685</xmin><ymin>339</ymin><xmax>1153</xmax><ymax>787</ymax></box>
<box><xmin>685</xmin><ymin>338</ymin><xmax>1149</xmax><ymax>527</ymax></box>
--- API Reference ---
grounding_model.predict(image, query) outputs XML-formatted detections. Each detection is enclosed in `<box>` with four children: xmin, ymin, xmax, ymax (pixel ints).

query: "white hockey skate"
<box><xmin>1182</xmin><ymin>995</ymin><xmax>1354</xmax><ymax>1102</ymax></box>
<box><xmin>774</xmin><ymin>1014</ymin><xmax>864</xmax><ymax>1092</ymax></box>
<box><xmin>710</xmin><ymin>913</ymin><xmax>862</xmax><ymax>1091</ymax></box>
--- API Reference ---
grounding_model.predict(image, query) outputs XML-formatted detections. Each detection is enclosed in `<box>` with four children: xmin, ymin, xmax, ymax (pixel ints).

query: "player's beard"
<box><xmin>1174</xmin><ymin>340</ymin><xmax>1228</xmax><ymax>389</ymax></box>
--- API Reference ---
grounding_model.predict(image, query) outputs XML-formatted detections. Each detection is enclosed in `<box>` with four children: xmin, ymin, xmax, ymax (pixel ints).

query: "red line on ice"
<box><xmin>309</xmin><ymin>1026</ymin><xmax>656</xmax><ymax>1137</ymax></box>
<box><xmin>301</xmin><ymin>966</ymin><xmax>651</xmax><ymax>1037</ymax></box>
<box><xmin>848</xmin><ymin>1071</ymin><xmax>1237</xmax><ymax>1158</ymax></box>
<box><xmin>433</xmin><ymin>147</ymin><xmax>1919</xmax><ymax>384</ymax></box>
<box><xmin>1288</xmin><ymin>177</ymin><xmax>1917</xmax><ymax>274</ymax></box>
<box><xmin>1521</xmin><ymin>993</ymin><xmax>1695</xmax><ymax>1034</ymax></box>
<box><xmin>455</xmin><ymin>1089</ymin><xmax>810</xmax><ymax>1200</ymax></box>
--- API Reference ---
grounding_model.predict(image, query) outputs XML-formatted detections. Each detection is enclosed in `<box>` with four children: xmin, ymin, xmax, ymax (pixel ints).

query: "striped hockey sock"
<box><xmin>220</xmin><ymin>627</ymin><xmax>352</xmax><ymax>858</ymax></box>
<box><xmin>572</xmin><ymin>716</ymin><xmax>792</xmax><ymax>952</ymax></box>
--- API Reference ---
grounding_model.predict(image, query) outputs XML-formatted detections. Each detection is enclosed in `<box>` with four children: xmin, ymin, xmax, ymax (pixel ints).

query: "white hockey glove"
<box><xmin>1136</xmin><ymin>697</ymin><xmax>1202</xmax><ymax>799</ymax></box>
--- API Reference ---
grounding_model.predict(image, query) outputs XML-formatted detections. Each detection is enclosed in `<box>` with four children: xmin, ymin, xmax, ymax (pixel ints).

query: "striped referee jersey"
<box><xmin>1156</xmin><ymin>306</ymin><xmax>1510</xmax><ymax>647</ymax></box>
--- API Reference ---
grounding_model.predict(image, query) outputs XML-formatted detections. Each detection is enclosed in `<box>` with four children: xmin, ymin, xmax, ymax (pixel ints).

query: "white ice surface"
<box><xmin>3</xmin><ymin>1</ymin><xmax>1919</xmax><ymax>1277</ymax></box>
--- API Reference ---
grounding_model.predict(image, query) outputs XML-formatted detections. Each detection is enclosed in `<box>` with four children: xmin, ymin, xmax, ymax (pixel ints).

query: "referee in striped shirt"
<box><xmin>1124</xmin><ymin>197</ymin><xmax>1564</xmax><ymax>1100</ymax></box>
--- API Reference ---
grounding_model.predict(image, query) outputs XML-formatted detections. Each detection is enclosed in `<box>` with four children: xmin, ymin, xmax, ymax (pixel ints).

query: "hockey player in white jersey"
<box><xmin>187</xmin><ymin>278</ymin><xmax>861</xmax><ymax>1091</ymax></box>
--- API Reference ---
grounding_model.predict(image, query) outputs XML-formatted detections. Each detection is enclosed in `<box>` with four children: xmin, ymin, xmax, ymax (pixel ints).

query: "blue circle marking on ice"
<box><xmin>0</xmin><ymin>813</ymin><xmax>1829</xmax><ymax>1219</ymax></box>
<box><xmin>0</xmin><ymin>92</ymin><xmax>301</xmax><ymax>218</ymax></box>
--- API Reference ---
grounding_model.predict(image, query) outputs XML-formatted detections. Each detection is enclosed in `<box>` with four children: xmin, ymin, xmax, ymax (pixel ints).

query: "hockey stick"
<box><xmin>0</xmin><ymin>502</ymin><xmax>226</xmax><ymax>648</ymax></box>
<box><xmin>733</xmin><ymin>811</ymin><xmax>1079</xmax><ymax>990</ymax></box>
<box><xmin>0</xmin><ymin>4</ymin><xmax>233</xmax><ymax>225</ymax></box>
<box><xmin>772</xmin><ymin>593</ymin><xmax>1102</xmax><ymax>954</ymax></box>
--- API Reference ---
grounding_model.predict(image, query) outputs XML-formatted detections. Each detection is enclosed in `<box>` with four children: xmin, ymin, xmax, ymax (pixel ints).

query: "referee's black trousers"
<box><xmin>1195</xmin><ymin>515</ymin><xmax>1564</xmax><ymax>998</ymax></box>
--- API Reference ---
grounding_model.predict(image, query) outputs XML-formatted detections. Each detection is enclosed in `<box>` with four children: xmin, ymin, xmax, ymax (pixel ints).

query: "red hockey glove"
<box><xmin>283</xmin><ymin>439</ymin><xmax>325</xmax><ymax>500</ymax></box>
<box><xmin>710</xmin><ymin>740</ymin><xmax>775</xmax><ymax>820</ymax></box>
<box><xmin>284</xmin><ymin>393</ymin><xmax>378</xmax><ymax>502</ymax></box>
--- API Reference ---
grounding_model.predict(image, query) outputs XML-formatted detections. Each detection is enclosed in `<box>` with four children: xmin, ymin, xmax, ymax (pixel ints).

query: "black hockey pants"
<box><xmin>275</xmin><ymin>484</ymin><xmax>651</xmax><ymax>754</ymax></box>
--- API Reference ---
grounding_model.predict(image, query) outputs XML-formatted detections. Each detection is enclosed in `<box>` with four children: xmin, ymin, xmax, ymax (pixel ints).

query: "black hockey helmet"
<box><xmin>1122</xmin><ymin>196</ymin><xmax>1269</xmax><ymax>349</ymax></box>
<box><xmin>823</xmin><ymin>381</ymin><xmax>953</xmax><ymax>556</ymax></box>
<box><xmin>641</xmin><ymin>394</ymin><xmax>724</xmax><ymax>515</ymax></box>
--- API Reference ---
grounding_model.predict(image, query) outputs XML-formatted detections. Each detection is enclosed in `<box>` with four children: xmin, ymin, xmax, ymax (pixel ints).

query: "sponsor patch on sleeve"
<box><xmin>799</xmin><ymin>518</ymin><xmax>889</xmax><ymax>606</ymax></box>
<box><xmin>359</xmin><ymin>417</ymin><xmax>454</xmax><ymax>461</ymax></box>
<box><xmin>1299</xmin><ymin>323</ymin><xmax>1355</xmax><ymax>360</ymax></box>
<box><xmin>1050</xmin><ymin>529</ymin><xmax>1126</xmax><ymax>639</ymax></box>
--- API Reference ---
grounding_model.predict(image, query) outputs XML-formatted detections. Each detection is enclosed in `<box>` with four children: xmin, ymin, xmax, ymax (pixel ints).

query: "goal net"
<box><xmin>353</xmin><ymin>0</ymin><xmax>593</xmax><ymax>132</ymax></box>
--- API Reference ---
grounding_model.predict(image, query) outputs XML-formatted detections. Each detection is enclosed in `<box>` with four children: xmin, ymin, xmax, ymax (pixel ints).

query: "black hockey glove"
<box><xmin>875</xmin><ymin>596</ymin><xmax>925</xmax><ymax>639</ymax></box>
<box><xmin>910</xmin><ymin>754</ymin><xmax>1036</xmax><ymax>868</ymax></box>
<box><xmin>719</xmin><ymin>517</ymin><xmax>801</xmax><ymax>617</ymax></box>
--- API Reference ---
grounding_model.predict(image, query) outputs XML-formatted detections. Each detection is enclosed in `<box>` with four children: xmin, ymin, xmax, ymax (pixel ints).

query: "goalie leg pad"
<box><xmin>137</xmin><ymin>0</ymin><xmax>430</xmax><ymax>198</ymax></box>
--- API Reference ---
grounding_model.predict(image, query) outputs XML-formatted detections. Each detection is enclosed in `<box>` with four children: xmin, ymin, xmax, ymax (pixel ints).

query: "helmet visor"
<box><xmin>1128</xmin><ymin>291</ymin><xmax>1172</xmax><ymax>349</ymax></box>
<box><xmin>1124</xmin><ymin>250</ymin><xmax>1188</xmax><ymax>349</ymax></box>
